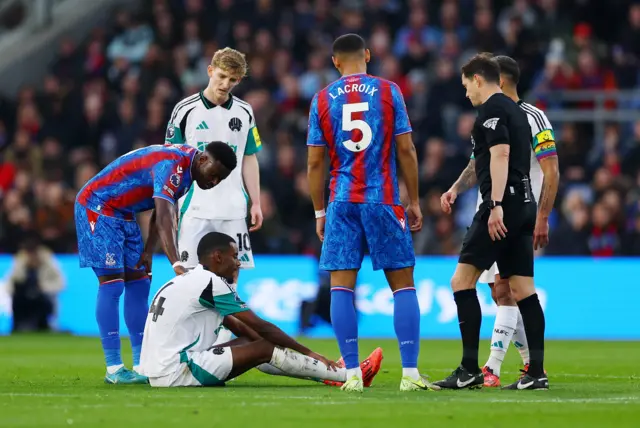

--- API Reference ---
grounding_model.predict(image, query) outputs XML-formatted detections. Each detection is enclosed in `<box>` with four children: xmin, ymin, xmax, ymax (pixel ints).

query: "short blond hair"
<box><xmin>211</xmin><ymin>47</ymin><xmax>248</xmax><ymax>77</ymax></box>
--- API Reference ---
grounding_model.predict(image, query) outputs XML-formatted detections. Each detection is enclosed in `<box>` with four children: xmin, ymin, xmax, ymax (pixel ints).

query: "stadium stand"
<box><xmin>0</xmin><ymin>0</ymin><xmax>639</xmax><ymax>257</ymax></box>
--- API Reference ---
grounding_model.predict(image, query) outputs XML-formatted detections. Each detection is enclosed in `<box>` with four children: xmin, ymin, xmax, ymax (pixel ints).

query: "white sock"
<box><xmin>133</xmin><ymin>365</ymin><xmax>141</xmax><ymax>373</ymax></box>
<box><xmin>512</xmin><ymin>310</ymin><xmax>530</xmax><ymax>365</ymax></box>
<box><xmin>346</xmin><ymin>367</ymin><xmax>362</xmax><ymax>381</ymax></box>
<box><xmin>256</xmin><ymin>363</ymin><xmax>286</xmax><ymax>377</ymax></box>
<box><xmin>485</xmin><ymin>305</ymin><xmax>518</xmax><ymax>377</ymax></box>
<box><xmin>106</xmin><ymin>364</ymin><xmax>124</xmax><ymax>374</ymax></box>
<box><xmin>402</xmin><ymin>367</ymin><xmax>420</xmax><ymax>380</ymax></box>
<box><xmin>269</xmin><ymin>348</ymin><xmax>346</xmax><ymax>382</ymax></box>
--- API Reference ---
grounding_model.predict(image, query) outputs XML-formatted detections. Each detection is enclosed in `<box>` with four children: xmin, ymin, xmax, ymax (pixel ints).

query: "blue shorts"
<box><xmin>320</xmin><ymin>201</ymin><xmax>415</xmax><ymax>271</ymax></box>
<box><xmin>75</xmin><ymin>202</ymin><xmax>144</xmax><ymax>273</ymax></box>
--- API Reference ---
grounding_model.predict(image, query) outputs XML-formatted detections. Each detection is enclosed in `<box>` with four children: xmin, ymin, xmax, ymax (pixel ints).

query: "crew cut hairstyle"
<box><xmin>197</xmin><ymin>232</ymin><xmax>236</xmax><ymax>260</ymax></box>
<box><xmin>332</xmin><ymin>33</ymin><xmax>366</xmax><ymax>55</ymax></box>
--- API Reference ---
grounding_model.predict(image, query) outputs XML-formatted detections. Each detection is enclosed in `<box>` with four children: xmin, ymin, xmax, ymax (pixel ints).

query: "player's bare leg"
<box><xmin>328</xmin><ymin>269</ymin><xmax>363</xmax><ymax>391</ymax></box>
<box><xmin>433</xmin><ymin>263</ymin><xmax>485</xmax><ymax>390</ymax></box>
<box><xmin>385</xmin><ymin>267</ymin><xmax>439</xmax><ymax>391</ymax></box>
<box><xmin>503</xmin><ymin>275</ymin><xmax>548</xmax><ymax>390</ymax></box>
<box><xmin>483</xmin><ymin>275</ymin><xmax>517</xmax><ymax>387</ymax></box>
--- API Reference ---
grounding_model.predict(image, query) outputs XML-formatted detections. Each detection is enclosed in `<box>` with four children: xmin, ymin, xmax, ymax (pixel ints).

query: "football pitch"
<box><xmin>1</xmin><ymin>335</ymin><xmax>639</xmax><ymax>427</ymax></box>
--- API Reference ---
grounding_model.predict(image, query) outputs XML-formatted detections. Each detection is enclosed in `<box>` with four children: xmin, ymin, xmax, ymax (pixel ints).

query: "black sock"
<box><xmin>453</xmin><ymin>289</ymin><xmax>482</xmax><ymax>373</ymax></box>
<box><xmin>517</xmin><ymin>293</ymin><xmax>546</xmax><ymax>377</ymax></box>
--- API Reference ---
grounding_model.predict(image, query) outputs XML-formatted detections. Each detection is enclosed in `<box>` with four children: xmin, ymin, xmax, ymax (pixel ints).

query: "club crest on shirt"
<box><xmin>483</xmin><ymin>117</ymin><xmax>499</xmax><ymax>130</ymax></box>
<box><xmin>181</xmin><ymin>251</ymin><xmax>189</xmax><ymax>262</ymax></box>
<box><xmin>229</xmin><ymin>117</ymin><xmax>242</xmax><ymax>132</ymax></box>
<box><xmin>166</xmin><ymin>124</ymin><xmax>175</xmax><ymax>139</ymax></box>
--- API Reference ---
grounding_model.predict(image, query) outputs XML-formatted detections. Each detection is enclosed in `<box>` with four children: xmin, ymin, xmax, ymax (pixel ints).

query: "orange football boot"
<box><xmin>482</xmin><ymin>366</ymin><xmax>501</xmax><ymax>387</ymax></box>
<box><xmin>323</xmin><ymin>348</ymin><xmax>383</xmax><ymax>388</ymax></box>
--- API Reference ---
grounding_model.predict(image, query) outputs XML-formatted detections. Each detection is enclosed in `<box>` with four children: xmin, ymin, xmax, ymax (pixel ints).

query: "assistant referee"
<box><xmin>433</xmin><ymin>53</ymin><xmax>548</xmax><ymax>391</ymax></box>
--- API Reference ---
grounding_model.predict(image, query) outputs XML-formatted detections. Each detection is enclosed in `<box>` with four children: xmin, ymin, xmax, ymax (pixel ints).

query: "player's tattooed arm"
<box><xmin>154</xmin><ymin>198</ymin><xmax>181</xmax><ymax>266</ymax></box>
<box><xmin>537</xmin><ymin>155</ymin><xmax>560</xmax><ymax>219</ymax></box>
<box><xmin>452</xmin><ymin>158</ymin><xmax>477</xmax><ymax>194</ymax></box>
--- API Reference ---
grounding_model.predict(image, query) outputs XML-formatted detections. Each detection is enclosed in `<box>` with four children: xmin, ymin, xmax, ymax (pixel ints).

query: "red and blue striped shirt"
<box><xmin>76</xmin><ymin>144</ymin><xmax>197</xmax><ymax>220</ymax></box>
<box><xmin>307</xmin><ymin>74</ymin><xmax>412</xmax><ymax>205</ymax></box>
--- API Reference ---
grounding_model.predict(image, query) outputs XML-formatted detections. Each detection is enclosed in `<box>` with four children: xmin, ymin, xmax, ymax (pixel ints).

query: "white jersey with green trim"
<box><xmin>138</xmin><ymin>265</ymin><xmax>249</xmax><ymax>378</ymax></box>
<box><xmin>475</xmin><ymin>100</ymin><xmax>556</xmax><ymax>210</ymax></box>
<box><xmin>165</xmin><ymin>91</ymin><xmax>263</xmax><ymax>220</ymax></box>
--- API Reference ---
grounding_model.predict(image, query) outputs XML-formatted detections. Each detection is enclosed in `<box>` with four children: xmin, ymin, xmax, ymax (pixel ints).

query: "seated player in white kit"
<box><xmin>138</xmin><ymin>232</ymin><xmax>382</xmax><ymax>387</ymax></box>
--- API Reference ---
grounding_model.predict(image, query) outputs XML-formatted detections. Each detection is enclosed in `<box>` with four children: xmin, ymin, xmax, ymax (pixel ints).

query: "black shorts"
<box><xmin>459</xmin><ymin>199</ymin><xmax>536</xmax><ymax>279</ymax></box>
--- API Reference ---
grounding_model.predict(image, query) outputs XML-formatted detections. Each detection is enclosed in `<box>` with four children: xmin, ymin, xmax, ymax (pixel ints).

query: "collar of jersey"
<box><xmin>340</xmin><ymin>72</ymin><xmax>367</xmax><ymax>79</ymax></box>
<box><xmin>199</xmin><ymin>90</ymin><xmax>233</xmax><ymax>110</ymax></box>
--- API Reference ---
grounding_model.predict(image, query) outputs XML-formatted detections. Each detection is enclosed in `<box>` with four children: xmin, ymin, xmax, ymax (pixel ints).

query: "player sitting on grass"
<box><xmin>138</xmin><ymin>232</ymin><xmax>383</xmax><ymax>387</ymax></box>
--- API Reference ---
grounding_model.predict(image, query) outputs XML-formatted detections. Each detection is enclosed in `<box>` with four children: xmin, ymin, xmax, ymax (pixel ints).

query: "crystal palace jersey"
<box><xmin>76</xmin><ymin>144</ymin><xmax>198</xmax><ymax>220</ymax></box>
<box><xmin>306</xmin><ymin>73</ymin><xmax>412</xmax><ymax>205</ymax></box>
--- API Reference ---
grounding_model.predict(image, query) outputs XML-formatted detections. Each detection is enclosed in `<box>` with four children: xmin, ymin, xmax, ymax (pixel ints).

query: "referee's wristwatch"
<box><xmin>489</xmin><ymin>200</ymin><xmax>502</xmax><ymax>210</ymax></box>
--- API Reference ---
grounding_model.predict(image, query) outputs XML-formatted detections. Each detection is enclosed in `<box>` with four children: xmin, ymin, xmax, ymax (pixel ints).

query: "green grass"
<box><xmin>1</xmin><ymin>335</ymin><xmax>640</xmax><ymax>427</ymax></box>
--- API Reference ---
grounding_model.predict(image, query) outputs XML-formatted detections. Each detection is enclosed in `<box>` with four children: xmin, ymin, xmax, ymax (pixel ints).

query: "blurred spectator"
<box><xmin>7</xmin><ymin>234</ymin><xmax>64</xmax><ymax>332</ymax></box>
<box><xmin>0</xmin><ymin>1</ymin><xmax>639</xmax><ymax>258</ymax></box>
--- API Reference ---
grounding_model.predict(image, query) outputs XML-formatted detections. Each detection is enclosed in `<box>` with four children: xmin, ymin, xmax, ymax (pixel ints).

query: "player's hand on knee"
<box><xmin>533</xmin><ymin>218</ymin><xmax>549</xmax><ymax>250</ymax></box>
<box><xmin>316</xmin><ymin>217</ymin><xmax>325</xmax><ymax>242</ymax></box>
<box><xmin>488</xmin><ymin>206</ymin><xmax>507</xmax><ymax>241</ymax></box>
<box><xmin>249</xmin><ymin>204</ymin><xmax>264</xmax><ymax>232</ymax></box>
<box><xmin>407</xmin><ymin>202</ymin><xmax>423</xmax><ymax>232</ymax></box>
<box><xmin>440</xmin><ymin>190</ymin><xmax>457</xmax><ymax>214</ymax></box>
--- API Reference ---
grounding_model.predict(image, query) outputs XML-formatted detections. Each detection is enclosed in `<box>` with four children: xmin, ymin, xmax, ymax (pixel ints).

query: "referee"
<box><xmin>433</xmin><ymin>54</ymin><xmax>548</xmax><ymax>391</ymax></box>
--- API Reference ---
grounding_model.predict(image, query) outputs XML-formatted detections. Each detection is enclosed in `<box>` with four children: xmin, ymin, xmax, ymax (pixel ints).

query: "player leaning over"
<box><xmin>138</xmin><ymin>232</ymin><xmax>383</xmax><ymax>388</ymax></box>
<box><xmin>75</xmin><ymin>142</ymin><xmax>237</xmax><ymax>384</ymax></box>
<box><xmin>441</xmin><ymin>55</ymin><xmax>559</xmax><ymax>387</ymax></box>
<box><xmin>307</xmin><ymin>34</ymin><xmax>437</xmax><ymax>393</ymax></box>
<box><xmin>165</xmin><ymin>48</ymin><xmax>263</xmax><ymax>300</ymax></box>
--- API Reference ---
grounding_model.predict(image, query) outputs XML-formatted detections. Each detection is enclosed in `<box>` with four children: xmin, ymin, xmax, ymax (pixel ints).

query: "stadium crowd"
<box><xmin>1</xmin><ymin>0</ymin><xmax>640</xmax><ymax>257</ymax></box>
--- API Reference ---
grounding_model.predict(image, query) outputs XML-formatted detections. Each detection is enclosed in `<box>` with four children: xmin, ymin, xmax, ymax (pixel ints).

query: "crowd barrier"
<box><xmin>1</xmin><ymin>255</ymin><xmax>638</xmax><ymax>339</ymax></box>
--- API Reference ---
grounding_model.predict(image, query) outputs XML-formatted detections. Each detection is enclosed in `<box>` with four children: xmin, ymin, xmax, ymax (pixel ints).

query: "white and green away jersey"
<box><xmin>138</xmin><ymin>264</ymin><xmax>248</xmax><ymax>378</ymax></box>
<box><xmin>165</xmin><ymin>91</ymin><xmax>262</xmax><ymax>220</ymax></box>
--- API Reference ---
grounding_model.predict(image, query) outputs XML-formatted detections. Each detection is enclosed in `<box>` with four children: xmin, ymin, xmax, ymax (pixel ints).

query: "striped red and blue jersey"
<box><xmin>76</xmin><ymin>144</ymin><xmax>198</xmax><ymax>220</ymax></box>
<box><xmin>306</xmin><ymin>73</ymin><xmax>412</xmax><ymax>205</ymax></box>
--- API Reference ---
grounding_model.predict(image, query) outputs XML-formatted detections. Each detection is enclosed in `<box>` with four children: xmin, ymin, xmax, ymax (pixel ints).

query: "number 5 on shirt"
<box><xmin>342</xmin><ymin>102</ymin><xmax>372</xmax><ymax>152</ymax></box>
